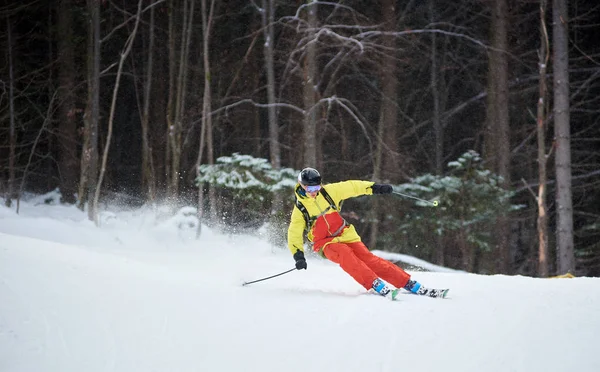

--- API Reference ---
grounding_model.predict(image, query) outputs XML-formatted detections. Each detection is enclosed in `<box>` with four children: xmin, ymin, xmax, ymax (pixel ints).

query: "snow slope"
<box><xmin>1</xmin><ymin>197</ymin><xmax>599</xmax><ymax>372</ymax></box>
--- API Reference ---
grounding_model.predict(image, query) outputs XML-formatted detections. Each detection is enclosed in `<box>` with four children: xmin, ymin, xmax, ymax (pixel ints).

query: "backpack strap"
<box><xmin>295</xmin><ymin>196</ymin><xmax>312</xmax><ymax>230</ymax></box>
<box><xmin>294</xmin><ymin>186</ymin><xmax>341</xmax><ymax>230</ymax></box>
<box><xmin>319</xmin><ymin>187</ymin><xmax>341</xmax><ymax>211</ymax></box>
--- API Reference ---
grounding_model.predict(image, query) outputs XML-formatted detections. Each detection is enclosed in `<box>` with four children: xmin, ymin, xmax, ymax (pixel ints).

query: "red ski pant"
<box><xmin>322</xmin><ymin>241</ymin><xmax>411</xmax><ymax>290</ymax></box>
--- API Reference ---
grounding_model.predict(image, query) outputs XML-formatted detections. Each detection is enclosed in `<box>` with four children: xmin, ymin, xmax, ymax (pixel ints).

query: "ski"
<box><xmin>418</xmin><ymin>287</ymin><xmax>449</xmax><ymax>298</ymax></box>
<box><xmin>391</xmin><ymin>287</ymin><xmax>449</xmax><ymax>300</ymax></box>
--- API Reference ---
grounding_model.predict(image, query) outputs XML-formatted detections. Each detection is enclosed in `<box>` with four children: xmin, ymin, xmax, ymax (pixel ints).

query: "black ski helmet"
<box><xmin>298</xmin><ymin>167</ymin><xmax>322</xmax><ymax>186</ymax></box>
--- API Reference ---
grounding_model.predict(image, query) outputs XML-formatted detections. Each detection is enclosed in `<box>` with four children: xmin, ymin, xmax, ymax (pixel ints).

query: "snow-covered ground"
<box><xmin>1</xmin><ymin>193</ymin><xmax>599</xmax><ymax>372</ymax></box>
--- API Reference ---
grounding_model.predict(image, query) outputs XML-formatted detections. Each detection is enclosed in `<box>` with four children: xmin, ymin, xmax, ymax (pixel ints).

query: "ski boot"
<box><xmin>372</xmin><ymin>278</ymin><xmax>395</xmax><ymax>299</ymax></box>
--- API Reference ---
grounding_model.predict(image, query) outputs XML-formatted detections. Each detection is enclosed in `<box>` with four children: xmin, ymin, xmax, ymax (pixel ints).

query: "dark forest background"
<box><xmin>1</xmin><ymin>0</ymin><xmax>599</xmax><ymax>277</ymax></box>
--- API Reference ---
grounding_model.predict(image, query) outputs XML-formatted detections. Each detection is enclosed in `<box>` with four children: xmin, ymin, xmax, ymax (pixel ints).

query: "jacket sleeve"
<box><xmin>326</xmin><ymin>180</ymin><xmax>375</xmax><ymax>203</ymax></box>
<box><xmin>287</xmin><ymin>205</ymin><xmax>306</xmax><ymax>255</ymax></box>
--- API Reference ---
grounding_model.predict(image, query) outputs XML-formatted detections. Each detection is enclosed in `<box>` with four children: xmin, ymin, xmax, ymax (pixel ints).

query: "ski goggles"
<box><xmin>305</xmin><ymin>185</ymin><xmax>322</xmax><ymax>193</ymax></box>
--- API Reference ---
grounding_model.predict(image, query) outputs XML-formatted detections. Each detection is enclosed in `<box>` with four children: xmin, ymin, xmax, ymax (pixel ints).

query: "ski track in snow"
<box><xmin>1</xmin><ymin>204</ymin><xmax>600</xmax><ymax>372</ymax></box>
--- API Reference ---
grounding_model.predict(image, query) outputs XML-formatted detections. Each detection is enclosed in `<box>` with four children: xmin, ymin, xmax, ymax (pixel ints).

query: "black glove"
<box><xmin>371</xmin><ymin>184</ymin><xmax>393</xmax><ymax>194</ymax></box>
<box><xmin>294</xmin><ymin>250</ymin><xmax>307</xmax><ymax>270</ymax></box>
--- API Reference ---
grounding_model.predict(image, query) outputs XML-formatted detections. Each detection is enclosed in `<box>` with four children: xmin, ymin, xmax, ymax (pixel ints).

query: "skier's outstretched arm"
<box><xmin>326</xmin><ymin>180</ymin><xmax>393</xmax><ymax>202</ymax></box>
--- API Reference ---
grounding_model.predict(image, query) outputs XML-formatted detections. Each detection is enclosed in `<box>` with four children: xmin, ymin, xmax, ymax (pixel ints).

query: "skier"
<box><xmin>288</xmin><ymin>167</ymin><xmax>447</xmax><ymax>299</ymax></box>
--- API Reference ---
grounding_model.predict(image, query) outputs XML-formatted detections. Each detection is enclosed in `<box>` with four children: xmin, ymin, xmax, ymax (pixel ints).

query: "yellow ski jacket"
<box><xmin>287</xmin><ymin>180</ymin><xmax>376</xmax><ymax>255</ymax></box>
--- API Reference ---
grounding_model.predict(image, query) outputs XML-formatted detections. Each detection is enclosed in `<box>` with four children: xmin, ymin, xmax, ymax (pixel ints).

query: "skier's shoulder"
<box><xmin>321</xmin><ymin>181</ymin><xmax>344</xmax><ymax>195</ymax></box>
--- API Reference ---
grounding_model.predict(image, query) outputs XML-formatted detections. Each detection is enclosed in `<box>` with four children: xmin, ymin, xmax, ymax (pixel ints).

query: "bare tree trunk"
<box><xmin>369</xmin><ymin>0</ymin><xmax>397</xmax><ymax>249</ymax></box>
<box><xmin>78</xmin><ymin>18</ymin><xmax>93</xmax><ymax>211</ymax></box>
<box><xmin>486</xmin><ymin>0</ymin><xmax>511</xmax><ymax>273</ymax></box>
<box><xmin>254</xmin><ymin>93</ymin><xmax>261</xmax><ymax>154</ymax></box>
<box><xmin>205</xmin><ymin>1</ymin><xmax>217</xmax><ymax>222</ymax></box>
<box><xmin>431</xmin><ymin>1</ymin><xmax>442</xmax><ymax>177</ymax></box>
<box><xmin>141</xmin><ymin>3</ymin><xmax>156</xmax><ymax>203</ymax></box>
<box><xmin>93</xmin><ymin>0</ymin><xmax>143</xmax><ymax>225</ymax></box>
<box><xmin>302</xmin><ymin>0</ymin><xmax>318</xmax><ymax>167</ymax></box>
<box><xmin>46</xmin><ymin>8</ymin><xmax>55</xmax><ymax>193</ymax></box>
<box><xmin>171</xmin><ymin>0</ymin><xmax>195</xmax><ymax>200</ymax></box>
<box><xmin>57</xmin><ymin>0</ymin><xmax>78</xmax><ymax>204</ymax></box>
<box><xmin>86</xmin><ymin>0</ymin><xmax>100</xmax><ymax>221</ymax></box>
<box><xmin>262</xmin><ymin>0</ymin><xmax>279</xmax><ymax>170</ymax></box>
<box><xmin>164</xmin><ymin>0</ymin><xmax>196</xmax><ymax>202</ymax></box>
<box><xmin>196</xmin><ymin>0</ymin><xmax>216</xmax><ymax>237</ymax></box>
<box><xmin>495</xmin><ymin>0</ymin><xmax>511</xmax><ymax>275</ymax></box>
<box><xmin>430</xmin><ymin>0</ymin><xmax>445</xmax><ymax>266</ymax></box>
<box><xmin>261</xmin><ymin>0</ymin><xmax>284</xmax><ymax>223</ymax></box>
<box><xmin>166</xmin><ymin>2</ymin><xmax>176</xmax><ymax>199</ymax></box>
<box><xmin>553</xmin><ymin>0</ymin><xmax>574</xmax><ymax>274</ymax></box>
<box><xmin>150</xmin><ymin>47</ymin><xmax>168</xmax><ymax>197</ymax></box>
<box><xmin>536</xmin><ymin>0</ymin><xmax>550</xmax><ymax>278</ymax></box>
<box><xmin>5</xmin><ymin>17</ymin><xmax>16</xmax><ymax>208</ymax></box>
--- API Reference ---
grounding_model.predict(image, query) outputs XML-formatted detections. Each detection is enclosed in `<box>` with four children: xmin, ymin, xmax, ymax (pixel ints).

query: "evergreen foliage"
<box><xmin>196</xmin><ymin>153</ymin><xmax>298</xmax><ymax>229</ymax></box>
<box><xmin>390</xmin><ymin>151</ymin><xmax>523</xmax><ymax>270</ymax></box>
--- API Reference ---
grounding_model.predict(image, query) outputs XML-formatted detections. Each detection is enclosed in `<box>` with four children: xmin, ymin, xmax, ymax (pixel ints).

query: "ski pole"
<box><xmin>392</xmin><ymin>191</ymin><xmax>439</xmax><ymax>206</ymax></box>
<box><xmin>242</xmin><ymin>267</ymin><xmax>297</xmax><ymax>286</ymax></box>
